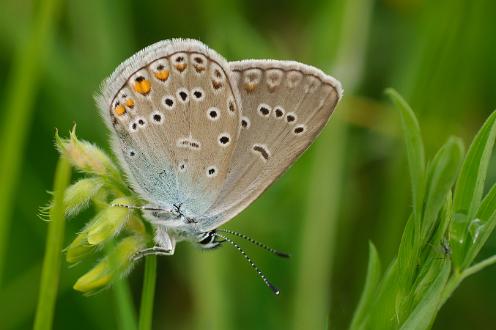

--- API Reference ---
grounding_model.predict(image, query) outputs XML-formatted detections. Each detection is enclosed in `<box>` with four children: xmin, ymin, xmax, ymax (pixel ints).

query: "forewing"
<box><xmin>96</xmin><ymin>39</ymin><xmax>241</xmax><ymax>217</ymax></box>
<box><xmin>199</xmin><ymin>60</ymin><xmax>342</xmax><ymax>230</ymax></box>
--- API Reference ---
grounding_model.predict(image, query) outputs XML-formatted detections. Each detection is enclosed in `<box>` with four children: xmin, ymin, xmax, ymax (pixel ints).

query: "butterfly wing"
<box><xmin>198</xmin><ymin>60</ymin><xmax>342</xmax><ymax>230</ymax></box>
<box><xmin>97</xmin><ymin>39</ymin><xmax>242</xmax><ymax>217</ymax></box>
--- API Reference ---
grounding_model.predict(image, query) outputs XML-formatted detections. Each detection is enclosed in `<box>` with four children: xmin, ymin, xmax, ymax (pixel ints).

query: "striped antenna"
<box><xmin>217</xmin><ymin>228</ymin><xmax>290</xmax><ymax>258</ymax></box>
<box><xmin>214</xmin><ymin>232</ymin><xmax>280</xmax><ymax>295</ymax></box>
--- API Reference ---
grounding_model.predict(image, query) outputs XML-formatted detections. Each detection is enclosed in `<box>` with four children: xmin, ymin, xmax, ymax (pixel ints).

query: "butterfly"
<box><xmin>96</xmin><ymin>39</ymin><xmax>342</xmax><ymax>293</ymax></box>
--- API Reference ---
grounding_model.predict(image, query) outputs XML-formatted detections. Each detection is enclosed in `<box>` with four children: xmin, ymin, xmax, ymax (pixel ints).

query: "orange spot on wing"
<box><xmin>125</xmin><ymin>98</ymin><xmax>135</xmax><ymax>108</ymax></box>
<box><xmin>244</xmin><ymin>82</ymin><xmax>256</xmax><ymax>92</ymax></box>
<box><xmin>154</xmin><ymin>70</ymin><xmax>170</xmax><ymax>81</ymax></box>
<box><xmin>114</xmin><ymin>104</ymin><xmax>126</xmax><ymax>116</ymax></box>
<box><xmin>175</xmin><ymin>63</ymin><xmax>187</xmax><ymax>72</ymax></box>
<box><xmin>133</xmin><ymin>79</ymin><xmax>151</xmax><ymax>95</ymax></box>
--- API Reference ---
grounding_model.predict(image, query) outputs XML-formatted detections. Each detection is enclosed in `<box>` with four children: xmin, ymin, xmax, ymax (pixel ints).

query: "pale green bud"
<box><xmin>73</xmin><ymin>236</ymin><xmax>144</xmax><ymax>293</ymax></box>
<box><xmin>64</xmin><ymin>177</ymin><xmax>103</xmax><ymax>217</ymax></box>
<box><xmin>86</xmin><ymin>197</ymin><xmax>135</xmax><ymax>245</ymax></box>
<box><xmin>56</xmin><ymin>127</ymin><xmax>119</xmax><ymax>178</ymax></box>
<box><xmin>66</xmin><ymin>231</ymin><xmax>95</xmax><ymax>264</ymax></box>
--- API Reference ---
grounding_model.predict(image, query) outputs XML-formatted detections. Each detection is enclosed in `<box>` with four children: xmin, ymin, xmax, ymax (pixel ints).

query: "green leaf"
<box><xmin>400</xmin><ymin>262</ymin><xmax>450</xmax><ymax>330</ymax></box>
<box><xmin>451</xmin><ymin>111</ymin><xmax>496</xmax><ymax>267</ymax></box>
<box><xmin>34</xmin><ymin>157</ymin><xmax>72</xmax><ymax>330</ymax></box>
<box><xmin>421</xmin><ymin>137</ymin><xmax>464</xmax><ymax>241</ymax></box>
<box><xmin>462</xmin><ymin>183</ymin><xmax>496</xmax><ymax>267</ymax></box>
<box><xmin>350</xmin><ymin>242</ymin><xmax>382</xmax><ymax>330</ymax></box>
<box><xmin>386</xmin><ymin>89</ymin><xmax>426</xmax><ymax>235</ymax></box>
<box><xmin>139</xmin><ymin>256</ymin><xmax>157</xmax><ymax>330</ymax></box>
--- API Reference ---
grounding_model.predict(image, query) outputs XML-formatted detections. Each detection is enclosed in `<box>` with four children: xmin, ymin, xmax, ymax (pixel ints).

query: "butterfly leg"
<box><xmin>111</xmin><ymin>203</ymin><xmax>172</xmax><ymax>212</ymax></box>
<box><xmin>133</xmin><ymin>247</ymin><xmax>173</xmax><ymax>261</ymax></box>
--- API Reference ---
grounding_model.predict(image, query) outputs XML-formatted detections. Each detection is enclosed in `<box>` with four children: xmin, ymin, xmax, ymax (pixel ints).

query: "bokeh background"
<box><xmin>1</xmin><ymin>0</ymin><xmax>496</xmax><ymax>329</ymax></box>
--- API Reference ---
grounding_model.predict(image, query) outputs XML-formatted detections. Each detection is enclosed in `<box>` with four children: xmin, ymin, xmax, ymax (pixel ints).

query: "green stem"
<box><xmin>139</xmin><ymin>256</ymin><xmax>157</xmax><ymax>330</ymax></box>
<box><xmin>107</xmin><ymin>241</ymin><xmax>137</xmax><ymax>330</ymax></box>
<box><xmin>112</xmin><ymin>278</ymin><xmax>137</xmax><ymax>330</ymax></box>
<box><xmin>33</xmin><ymin>157</ymin><xmax>71</xmax><ymax>330</ymax></box>
<box><xmin>0</xmin><ymin>0</ymin><xmax>62</xmax><ymax>287</ymax></box>
<box><xmin>439</xmin><ymin>255</ymin><xmax>496</xmax><ymax>308</ymax></box>
<box><xmin>462</xmin><ymin>255</ymin><xmax>496</xmax><ymax>278</ymax></box>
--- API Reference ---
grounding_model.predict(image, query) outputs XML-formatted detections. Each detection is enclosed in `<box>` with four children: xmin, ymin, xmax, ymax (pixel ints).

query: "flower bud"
<box><xmin>56</xmin><ymin>127</ymin><xmax>119</xmax><ymax>178</ymax></box>
<box><xmin>73</xmin><ymin>236</ymin><xmax>144</xmax><ymax>293</ymax></box>
<box><xmin>126</xmin><ymin>215</ymin><xmax>146</xmax><ymax>235</ymax></box>
<box><xmin>64</xmin><ymin>177</ymin><xmax>104</xmax><ymax>217</ymax></box>
<box><xmin>66</xmin><ymin>232</ymin><xmax>95</xmax><ymax>263</ymax></box>
<box><xmin>86</xmin><ymin>197</ymin><xmax>135</xmax><ymax>245</ymax></box>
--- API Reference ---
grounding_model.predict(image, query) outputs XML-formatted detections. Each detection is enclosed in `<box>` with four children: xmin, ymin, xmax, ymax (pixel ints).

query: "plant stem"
<box><xmin>107</xmin><ymin>241</ymin><xmax>137</xmax><ymax>330</ymax></box>
<box><xmin>139</xmin><ymin>256</ymin><xmax>157</xmax><ymax>330</ymax></box>
<box><xmin>462</xmin><ymin>255</ymin><xmax>496</xmax><ymax>278</ymax></box>
<box><xmin>33</xmin><ymin>157</ymin><xmax>71</xmax><ymax>330</ymax></box>
<box><xmin>0</xmin><ymin>0</ymin><xmax>62</xmax><ymax>287</ymax></box>
<box><xmin>439</xmin><ymin>255</ymin><xmax>496</xmax><ymax>308</ymax></box>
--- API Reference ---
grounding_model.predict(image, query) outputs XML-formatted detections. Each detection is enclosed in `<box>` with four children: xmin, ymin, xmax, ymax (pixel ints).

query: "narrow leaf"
<box><xmin>350</xmin><ymin>242</ymin><xmax>382</xmax><ymax>330</ymax></box>
<box><xmin>421</xmin><ymin>137</ymin><xmax>464</xmax><ymax>241</ymax></box>
<box><xmin>452</xmin><ymin>111</ymin><xmax>496</xmax><ymax>228</ymax></box>
<box><xmin>386</xmin><ymin>89</ymin><xmax>426</xmax><ymax>232</ymax></box>
<box><xmin>451</xmin><ymin>111</ymin><xmax>496</xmax><ymax>267</ymax></box>
<box><xmin>463</xmin><ymin>183</ymin><xmax>496</xmax><ymax>267</ymax></box>
<box><xmin>400</xmin><ymin>262</ymin><xmax>450</xmax><ymax>330</ymax></box>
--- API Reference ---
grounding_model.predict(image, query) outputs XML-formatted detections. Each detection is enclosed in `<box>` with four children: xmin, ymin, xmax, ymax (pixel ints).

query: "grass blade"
<box><xmin>385</xmin><ymin>88</ymin><xmax>426</xmax><ymax>224</ymax></box>
<box><xmin>421</xmin><ymin>137</ymin><xmax>464</xmax><ymax>241</ymax></box>
<box><xmin>0</xmin><ymin>0</ymin><xmax>63</xmax><ymax>286</ymax></box>
<box><xmin>399</xmin><ymin>262</ymin><xmax>450</xmax><ymax>330</ymax></box>
<box><xmin>453</xmin><ymin>110</ymin><xmax>496</xmax><ymax>217</ymax></box>
<box><xmin>350</xmin><ymin>242</ymin><xmax>382</xmax><ymax>330</ymax></box>
<box><xmin>33</xmin><ymin>157</ymin><xmax>72</xmax><ymax>330</ymax></box>
<box><xmin>451</xmin><ymin>111</ymin><xmax>496</xmax><ymax>267</ymax></box>
<box><xmin>462</xmin><ymin>183</ymin><xmax>496</xmax><ymax>268</ymax></box>
<box><xmin>138</xmin><ymin>256</ymin><xmax>157</xmax><ymax>330</ymax></box>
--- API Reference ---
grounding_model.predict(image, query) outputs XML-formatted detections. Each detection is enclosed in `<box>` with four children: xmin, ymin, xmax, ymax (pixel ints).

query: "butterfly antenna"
<box><xmin>217</xmin><ymin>229</ymin><xmax>290</xmax><ymax>258</ymax></box>
<box><xmin>214</xmin><ymin>232</ymin><xmax>280</xmax><ymax>295</ymax></box>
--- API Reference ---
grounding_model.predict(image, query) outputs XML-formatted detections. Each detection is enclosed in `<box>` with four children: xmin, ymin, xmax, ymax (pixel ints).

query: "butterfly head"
<box><xmin>196</xmin><ymin>230</ymin><xmax>223</xmax><ymax>250</ymax></box>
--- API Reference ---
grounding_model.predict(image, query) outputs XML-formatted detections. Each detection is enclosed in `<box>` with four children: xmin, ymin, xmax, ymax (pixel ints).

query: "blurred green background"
<box><xmin>1</xmin><ymin>0</ymin><xmax>495</xmax><ymax>329</ymax></box>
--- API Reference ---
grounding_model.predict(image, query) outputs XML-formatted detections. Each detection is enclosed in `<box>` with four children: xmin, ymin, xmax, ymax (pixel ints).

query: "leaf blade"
<box><xmin>350</xmin><ymin>242</ymin><xmax>382</xmax><ymax>330</ymax></box>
